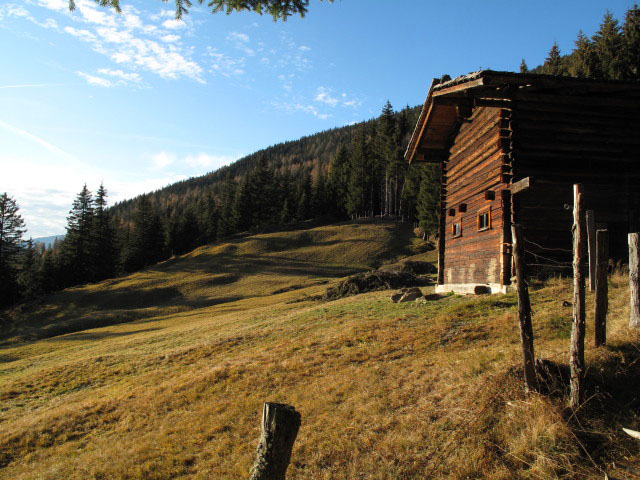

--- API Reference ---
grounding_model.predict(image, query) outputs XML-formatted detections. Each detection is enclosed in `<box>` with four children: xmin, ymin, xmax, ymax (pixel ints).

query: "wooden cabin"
<box><xmin>405</xmin><ymin>70</ymin><xmax>640</xmax><ymax>294</ymax></box>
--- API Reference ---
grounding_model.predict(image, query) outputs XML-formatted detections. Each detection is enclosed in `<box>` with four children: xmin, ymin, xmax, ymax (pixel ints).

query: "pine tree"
<box><xmin>90</xmin><ymin>183</ymin><xmax>116</xmax><ymax>281</ymax></box>
<box><xmin>543</xmin><ymin>41</ymin><xmax>566</xmax><ymax>75</ymax></box>
<box><xmin>593</xmin><ymin>10</ymin><xmax>624</xmax><ymax>79</ymax></box>
<box><xmin>520</xmin><ymin>59</ymin><xmax>529</xmax><ymax>73</ymax></box>
<box><xmin>217</xmin><ymin>178</ymin><xmax>236</xmax><ymax>239</ymax></box>
<box><xmin>232</xmin><ymin>175</ymin><xmax>253</xmax><ymax>232</ymax></box>
<box><xmin>346</xmin><ymin>127</ymin><xmax>371</xmax><ymax>218</ymax></box>
<box><xmin>623</xmin><ymin>4</ymin><xmax>640</xmax><ymax>79</ymax></box>
<box><xmin>416</xmin><ymin>165</ymin><xmax>440</xmax><ymax>240</ymax></box>
<box><xmin>126</xmin><ymin>195</ymin><xmax>166</xmax><ymax>271</ymax></box>
<box><xmin>328</xmin><ymin>145</ymin><xmax>350</xmax><ymax>218</ymax></box>
<box><xmin>296</xmin><ymin>172</ymin><xmax>313</xmax><ymax>221</ymax></box>
<box><xmin>0</xmin><ymin>193</ymin><xmax>26</xmax><ymax>306</ymax></box>
<box><xmin>62</xmin><ymin>184</ymin><xmax>94</xmax><ymax>285</ymax></box>
<box><xmin>569</xmin><ymin>30</ymin><xmax>596</xmax><ymax>77</ymax></box>
<box><xmin>17</xmin><ymin>238</ymin><xmax>42</xmax><ymax>300</ymax></box>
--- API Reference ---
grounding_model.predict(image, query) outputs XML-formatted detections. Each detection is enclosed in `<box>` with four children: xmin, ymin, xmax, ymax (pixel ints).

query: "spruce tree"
<box><xmin>416</xmin><ymin>165</ymin><xmax>440</xmax><ymax>240</ymax></box>
<box><xmin>346</xmin><ymin>126</ymin><xmax>371</xmax><ymax>218</ymax></box>
<box><xmin>217</xmin><ymin>178</ymin><xmax>237</xmax><ymax>239</ymax></box>
<box><xmin>623</xmin><ymin>4</ymin><xmax>640</xmax><ymax>79</ymax></box>
<box><xmin>90</xmin><ymin>183</ymin><xmax>116</xmax><ymax>281</ymax></box>
<box><xmin>0</xmin><ymin>193</ymin><xmax>26</xmax><ymax>306</ymax></box>
<box><xmin>17</xmin><ymin>239</ymin><xmax>42</xmax><ymax>300</ymax></box>
<box><xmin>520</xmin><ymin>59</ymin><xmax>529</xmax><ymax>73</ymax></box>
<box><xmin>62</xmin><ymin>184</ymin><xmax>94</xmax><ymax>285</ymax></box>
<box><xmin>543</xmin><ymin>41</ymin><xmax>566</xmax><ymax>75</ymax></box>
<box><xmin>593</xmin><ymin>10</ymin><xmax>624</xmax><ymax>79</ymax></box>
<box><xmin>570</xmin><ymin>30</ymin><xmax>596</xmax><ymax>77</ymax></box>
<box><xmin>328</xmin><ymin>145</ymin><xmax>350</xmax><ymax>218</ymax></box>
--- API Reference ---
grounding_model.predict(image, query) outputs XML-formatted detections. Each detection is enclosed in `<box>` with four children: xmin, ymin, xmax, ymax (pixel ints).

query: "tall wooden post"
<box><xmin>630</xmin><ymin>233</ymin><xmax>640</xmax><ymax>329</ymax></box>
<box><xmin>594</xmin><ymin>229</ymin><xmax>609</xmax><ymax>347</ymax></box>
<box><xmin>570</xmin><ymin>184</ymin><xmax>586</xmax><ymax>409</ymax></box>
<box><xmin>249</xmin><ymin>403</ymin><xmax>301</xmax><ymax>480</ymax></box>
<box><xmin>586</xmin><ymin>210</ymin><xmax>596</xmax><ymax>292</ymax></box>
<box><xmin>511</xmin><ymin>223</ymin><xmax>538</xmax><ymax>393</ymax></box>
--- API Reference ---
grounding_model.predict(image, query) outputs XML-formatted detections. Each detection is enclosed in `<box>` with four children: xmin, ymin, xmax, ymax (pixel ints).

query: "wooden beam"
<box><xmin>594</xmin><ymin>229</ymin><xmax>609</xmax><ymax>347</ymax></box>
<box><xmin>570</xmin><ymin>183</ymin><xmax>586</xmax><ymax>409</ymax></box>
<box><xmin>510</xmin><ymin>177</ymin><xmax>534</xmax><ymax>195</ymax></box>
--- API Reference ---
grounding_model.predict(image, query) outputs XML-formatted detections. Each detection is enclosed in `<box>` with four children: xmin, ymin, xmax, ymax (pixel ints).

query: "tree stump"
<box><xmin>249</xmin><ymin>403</ymin><xmax>301</xmax><ymax>480</ymax></box>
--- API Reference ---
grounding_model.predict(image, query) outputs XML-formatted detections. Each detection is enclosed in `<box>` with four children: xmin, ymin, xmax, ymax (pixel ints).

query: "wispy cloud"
<box><xmin>271</xmin><ymin>102</ymin><xmax>331</xmax><ymax>120</ymax></box>
<box><xmin>26</xmin><ymin>0</ymin><xmax>205</xmax><ymax>83</ymax></box>
<box><xmin>77</xmin><ymin>71</ymin><xmax>114</xmax><ymax>87</ymax></box>
<box><xmin>0</xmin><ymin>84</ymin><xmax>67</xmax><ymax>89</ymax></box>
<box><xmin>0</xmin><ymin>119</ymin><xmax>74</xmax><ymax>160</ymax></box>
<box><xmin>152</xmin><ymin>151</ymin><xmax>236</xmax><ymax>170</ymax></box>
<box><xmin>314</xmin><ymin>87</ymin><xmax>339</xmax><ymax>107</ymax></box>
<box><xmin>206</xmin><ymin>46</ymin><xmax>245</xmax><ymax>77</ymax></box>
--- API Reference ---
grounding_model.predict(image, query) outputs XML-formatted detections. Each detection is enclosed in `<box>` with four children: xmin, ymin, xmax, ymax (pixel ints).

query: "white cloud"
<box><xmin>271</xmin><ymin>102</ymin><xmax>331</xmax><ymax>120</ymax></box>
<box><xmin>207</xmin><ymin>47</ymin><xmax>245</xmax><ymax>77</ymax></box>
<box><xmin>97</xmin><ymin>68</ymin><xmax>142</xmax><ymax>83</ymax></box>
<box><xmin>32</xmin><ymin>0</ymin><xmax>204</xmax><ymax>83</ymax></box>
<box><xmin>161</xmin><ymin>18</ymin><xmax>185</xmax><ymax>29</ymax></box>
<box><xmin>152</xmin><ymin>151</ymin><xmax>235</xmax><ymax>171</ymax></box>
<box><xmin>160</xmin><ymin>34</ymin><xmax>180</xmax><ymax>43</ymax></box>
<box><xmin>314</xmin><ymin>87</ymin><xmax>338</xmax><ymax>107</ymax></box>
<box><xmin>76</xmin><ymin>71</ymin><xmax>115</xmax><ymax>87</ymax></box>
<box><xmin>299</xmin><ymin>45</ymin><xmax>310</xmax><ymax>52</ymax></box>
<box><xmin>228</xmin><ymin>32</ymin><xmax>249</xmax><ymax>43</ymax></box>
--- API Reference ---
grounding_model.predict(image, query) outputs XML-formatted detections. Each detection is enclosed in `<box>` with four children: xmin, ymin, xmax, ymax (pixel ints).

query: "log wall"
<box><xmin>441</xmin><ymin>106</ymin><xmax>511</xmax><ymax>285</ymax></box>
<box><xmin>511</xmin><ymin>93</ymin><xmax>640</xmax><ymax>267</ymax></box>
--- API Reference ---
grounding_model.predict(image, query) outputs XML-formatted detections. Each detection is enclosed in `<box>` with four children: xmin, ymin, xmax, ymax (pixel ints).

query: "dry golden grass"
<box><xmin>1</xmin><ymin>221</ymin><xmax>639</xmax><ymax>479</ymax></box>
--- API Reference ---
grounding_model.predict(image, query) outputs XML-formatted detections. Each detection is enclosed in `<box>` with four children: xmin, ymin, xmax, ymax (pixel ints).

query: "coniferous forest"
<box><xmin>2</xmin><ymin>5</ymin><xmax>640</xmax><ymax>309</ymax></box>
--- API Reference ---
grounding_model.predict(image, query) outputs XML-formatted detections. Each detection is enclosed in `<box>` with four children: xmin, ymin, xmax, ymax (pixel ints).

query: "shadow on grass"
<box><xmin>536</xmin><ymin>340</ymin><xmax>640</xmax><ymax>467</ymax></box>
<box><xmin>56</xmin><ymin>327</ymin><xmax>162</xmax><ymax>342</ymax></box>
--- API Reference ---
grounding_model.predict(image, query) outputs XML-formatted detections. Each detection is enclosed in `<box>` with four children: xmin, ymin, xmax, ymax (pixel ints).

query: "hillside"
<box><xmin>109</xmin><ymin>105</ymin><xmax>420</xmax><ymax>222</ymax></box>
<box><xmin>1</xmin><ymin>220</ymin><xmax>639</xmax><ymax>479</ymax></box>
<box><xmin>1</xmin><ymin>220</ymin><xmax>419</xmax><ymax>345</ymax></box>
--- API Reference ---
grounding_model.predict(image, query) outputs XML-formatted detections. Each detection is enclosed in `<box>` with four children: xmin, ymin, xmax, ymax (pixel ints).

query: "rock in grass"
<box><xmin>399</xmin><ymin>287</ymin><xmax>423</xmax><ymax>302</ymax></box>
<box><xmin>391</xmin><ymin>293</ymin><xmax>404</xmax><ymax>303</ymax></box>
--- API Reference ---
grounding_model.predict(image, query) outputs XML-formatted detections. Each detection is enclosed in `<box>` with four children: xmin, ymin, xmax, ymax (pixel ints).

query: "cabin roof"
<box><xmin>405</xmin><ymin>70</ymin><xmax>640</xmax><ymax>164</ymax></box>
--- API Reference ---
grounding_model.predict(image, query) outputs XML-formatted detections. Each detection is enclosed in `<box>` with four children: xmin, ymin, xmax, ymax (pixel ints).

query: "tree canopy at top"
<box><xmin>68</xmin><ymin>0</ymin><xmax>331</xmax><ymax>20</ymax></box>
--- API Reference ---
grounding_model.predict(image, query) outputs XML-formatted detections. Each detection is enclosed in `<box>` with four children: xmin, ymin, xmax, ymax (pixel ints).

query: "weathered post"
<box><xmin>570</xmin><ymin>184</ymin><xmax>586</xmax><ymax>409</ymax></box>
<box><xmin>586</xmin><ymin>210</ymin><xmax>596</xmax><ymax>292</ymax></box>
<box><xmin>630</xmin><ymin>233</ymin><xmax>640</xmax><ymax>329</ymax></box>
<box><xmin>249</xmin><ymin>403</ymin><xmax>301</xmax><ymax>480</ymax></box>
<box><xmin>511</xmin><ymin>223</ymin><xmax>538</xmax><ymax>393</ymax></box>
<box><xmin>594</xmin><ymin>229</ymin><xmax>609</xmax><ymax>347</ymax></box>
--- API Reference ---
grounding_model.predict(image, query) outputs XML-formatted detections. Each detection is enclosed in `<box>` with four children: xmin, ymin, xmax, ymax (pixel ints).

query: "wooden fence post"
<box><xmin>630</xmin><ymin>233</ymin><xmax>640</xmax><ymax>329</ymax></box>
<box><xmin>249</xmin><ymin>403</ymin><xmax>301</xmax><ymax>480</ymax></box>
<box><xmin>511</xmin><ymin>223</ymin><xmax>538</xmax><ymax>393</ymax></box>
<box><xmin>586</xmin><ymin>210</ymin><xmax>596</xmax><ymax>292</ymax></box>
<box><xmin>594</xmin><ymin>229</ymin><xmax>608</xmax><ymax>347</ymax></box>
<box><xmin>570</xmin><ymin>184</ymin><xmax>586</xmax><ymax>409</ymax></box>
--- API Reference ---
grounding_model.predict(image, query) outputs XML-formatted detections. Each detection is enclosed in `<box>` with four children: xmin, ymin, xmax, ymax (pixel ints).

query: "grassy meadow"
<box><xmin>1</xmin><ymin>220</ymin><xmax>639</xmax><ymax>479</ymax></box>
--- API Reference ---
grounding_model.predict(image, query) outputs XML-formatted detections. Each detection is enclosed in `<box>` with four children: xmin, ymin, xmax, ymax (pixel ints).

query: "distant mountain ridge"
<box><xmin>32</xmin><ymin>234</ymin><xmax>65</xmax><ymax>248</ymax></box>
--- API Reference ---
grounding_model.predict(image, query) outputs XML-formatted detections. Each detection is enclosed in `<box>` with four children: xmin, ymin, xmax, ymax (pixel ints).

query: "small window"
<box><xmin>478</xmin><ymin>212</ymin><xmax>490</xmax><ymax>231</ymax></box>
<box><xmin>452</xmin><ymin>222</ymin><xmax>462</xmax><ymax>238</ymax></box>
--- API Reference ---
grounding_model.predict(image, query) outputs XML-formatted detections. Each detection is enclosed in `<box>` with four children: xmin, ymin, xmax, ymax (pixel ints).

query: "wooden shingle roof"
<box><xmin>405</xmin><ymin>70</ymin><xmax>640</xmax><ymax>164</ymax></box>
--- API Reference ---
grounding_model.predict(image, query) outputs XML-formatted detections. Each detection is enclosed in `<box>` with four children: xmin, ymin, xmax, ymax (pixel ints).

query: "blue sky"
<box><xmin>0</xmin><ymin>0</ymin><xmax>635</xmax><ymax>237</ymax></box>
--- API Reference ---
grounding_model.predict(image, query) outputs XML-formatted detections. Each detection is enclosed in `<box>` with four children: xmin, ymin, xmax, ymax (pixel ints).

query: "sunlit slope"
<box><xmin>1</xmin><ymin>273</ymin><xmax>638</xmax><ymax>479</ymax></box>
<box><xmin>2</xmin><ymin>220</ymin><xmax>415</xmax><ymax>344</ymax></box>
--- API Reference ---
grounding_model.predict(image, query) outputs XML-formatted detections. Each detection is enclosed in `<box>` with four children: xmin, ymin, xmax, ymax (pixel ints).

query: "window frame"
<box><xmin>477</xmin><ymin>206</ymin><xmax>491</xmax><ymax>232</ymax></box>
